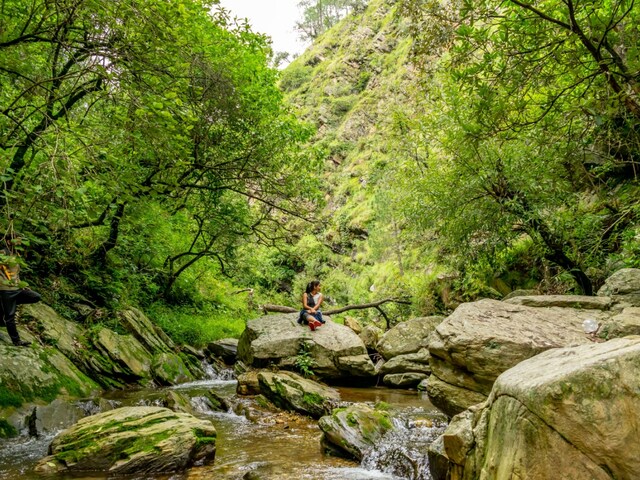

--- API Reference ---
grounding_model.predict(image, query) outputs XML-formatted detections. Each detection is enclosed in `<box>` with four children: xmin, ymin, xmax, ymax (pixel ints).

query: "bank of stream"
<box><xmin>0</xmin><ymin>368</ymin><xmax>448</xmax><ymax>480</ymax></box>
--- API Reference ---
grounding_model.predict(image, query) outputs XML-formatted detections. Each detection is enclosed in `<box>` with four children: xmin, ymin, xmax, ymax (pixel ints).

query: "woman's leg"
<box><xmin>305</xmin><ymin>312</ymin><xmax>321</xmax><ymax>330</ymax></box>
<box><xmin>0</xmin><ymin>290</ymin><xmax>25</xmax><ymax>345</ymax></box>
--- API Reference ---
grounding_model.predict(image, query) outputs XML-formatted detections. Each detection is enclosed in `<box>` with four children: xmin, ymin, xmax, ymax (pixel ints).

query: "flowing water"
<box><xmin>0</xmin><ymin>370</ymin><xmax>447</xmax><ymax>480</ymax></box>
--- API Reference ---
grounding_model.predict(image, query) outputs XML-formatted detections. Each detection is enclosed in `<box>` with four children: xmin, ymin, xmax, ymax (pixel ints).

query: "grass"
<box><xmin>147</xmin><ymin>303</ymin><xmax>250</xmax><ymax>347</ymax></box>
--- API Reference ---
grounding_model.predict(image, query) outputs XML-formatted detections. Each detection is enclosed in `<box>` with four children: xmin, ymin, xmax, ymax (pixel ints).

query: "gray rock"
<box><xmin>206</xmin><ymin>338</ymin><xmax>238</xmax><ymax>364</ymax></box>
<box><xmin>425</xmin><ymin>375</ymin><xmax>486</xmax><ymax>417</ymax></box>
<box><xmin>336</xmin><ymin>354</ymin><xmax>376</xmax><ymax>376</ymax></box>
<box><xmin>505</xmin><ymin>295</ymin><xmax>612</xmax><ymax>310</ymax></box>
<box><xmin>378</xmin><ymin>348</ymin><xmax>431</xmax><ymax>376</ymax></box>
<box><xmin>437</xmin><ymin>337</ymin><xmax>640</xmax><ymax>480</ymax></box>
<box><xmin>377</xmin><ymin>316</ymin><xmax>443</xmax><ymax>360</ymax></box>
<box><xmin>427</xmin><ymin>299</ymin><xmax>603</xmax><ymax>416</ymax></box>
<box><xmin>27</xmin><ymin>399</ymin><xmax>87</xmax><ymax>437</ymax></box>
<box><xmin>599</xmin><ymin>307</ymin><xmax>640</xmax><ymax>339</ymax></box>
<box><xmin>597</xmin><ymin>268</ymin><xmax>640</xmax><ymax>296</ymax></box>
<box><xmin>237</xmin><ymin>314</ymin><xmax>374</xmax><ymax>380</ymax></box>
<box><xmin>318</xmin><ymin>404</ymin><xmax>394</xmax><ymax>460</ymax></box>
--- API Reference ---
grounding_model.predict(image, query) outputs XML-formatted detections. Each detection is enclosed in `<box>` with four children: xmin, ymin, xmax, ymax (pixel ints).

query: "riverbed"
<box><xmin>0</xmin><ymin>374</ymin><xmax>447</xmax><ymax>480</ymax></box>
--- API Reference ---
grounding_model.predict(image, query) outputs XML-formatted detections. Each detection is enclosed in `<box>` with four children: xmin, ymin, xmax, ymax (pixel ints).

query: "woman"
<box><xmin>299</xmin><ymin>280</ymin><xmax>324</xmax><ymax>331</ymax></box>
<box><xmin>0</xmin><ymin>232</ymin><xmax>41</xmax><ymax>346</ymax></box>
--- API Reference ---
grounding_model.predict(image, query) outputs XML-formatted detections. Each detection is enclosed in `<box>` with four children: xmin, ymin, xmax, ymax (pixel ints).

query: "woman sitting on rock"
<box><xmin>298</xmin><ymin>280</ymin><xmax>324</xmax><ymax>331</ymax></box>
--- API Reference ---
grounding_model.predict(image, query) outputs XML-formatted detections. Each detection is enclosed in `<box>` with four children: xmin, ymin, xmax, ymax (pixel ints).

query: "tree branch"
<box><xmin>261</xmin><ymin>298</ymin><xmax>412</xmax><ymax>315</ymax></box>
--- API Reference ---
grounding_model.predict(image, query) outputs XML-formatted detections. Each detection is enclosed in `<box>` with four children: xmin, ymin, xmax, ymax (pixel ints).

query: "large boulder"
<box><xmin>382</xmin><ymin>372</ymin><xmax>428</xmax><ymax>389</ymax></box>
<box><xmin>427</xmin><ymin>299</ymin><xmax>602</xmax><ymax>416</ymax></box>
<box><xmin>237</xmin><ymin>314</ymin><xmax>375</xmax><ymax>381</ymax></box>
<box><xmin>0</xmin><ymin>345</ymin><xmax>99</xmax><ymax>437</ymax></box>
<box><xmin>27</xmin><ymin>398</ymin><xmax>87</xmax><ymax>437</ymax></box>
<box><xmin>377</xmin><ymin>316</ymin><xmax>443</xmax><ymax>360</ymax></box>
<box><xmin>257</xmin><ymin>370</ymin><xmax>340</xmax><ymax>419</ymax></box>
<box><xmin>599</xmin><ymin>307</ymin><xmax>640</xmax><ymax>339</ymax></box>
<box><xmin>378</xmin><ymin>348</ymin><xmax>431</xmax><ymax>376</ymax></box>
<box><xmin>433</xmin><ymin>337</ymin><xmax>640</xmax><ymax>480</ymax></box>
<box><xmin>597</xmin><ymin>268</ymin><xmax>640</xmax><ymax>305</ymax></box>
<box><xmin>35</xmin><ymin>406</ymin><xmax>216</xmax><ymax>475</ymax></box>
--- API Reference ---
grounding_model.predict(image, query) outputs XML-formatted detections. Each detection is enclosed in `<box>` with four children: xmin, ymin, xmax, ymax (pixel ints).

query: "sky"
<box><xmin>218</xmin><ymin>0</ymin><xmax>310</xmax><ymax>58</ymax></box>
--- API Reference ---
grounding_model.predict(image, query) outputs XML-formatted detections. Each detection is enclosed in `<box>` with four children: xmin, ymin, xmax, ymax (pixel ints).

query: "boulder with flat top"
<box><xmin>237</xmin><ymin>313</ymin><xmax>375</xmax><ymax>381</ymax></box>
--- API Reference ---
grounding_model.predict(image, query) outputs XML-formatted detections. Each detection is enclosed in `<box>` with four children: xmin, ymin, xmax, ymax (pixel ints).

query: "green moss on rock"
<box><xmin>0</xmin><ymin>418</ymin><xmax>17</xmax><ymax>438</ymax></box>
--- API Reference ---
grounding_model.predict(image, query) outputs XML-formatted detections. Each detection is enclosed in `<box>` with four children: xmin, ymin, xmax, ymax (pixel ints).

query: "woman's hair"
<box><xmin>305</xmin><ymin>280</ymin><xmax>321</xmax><ymax>294</ymax></box>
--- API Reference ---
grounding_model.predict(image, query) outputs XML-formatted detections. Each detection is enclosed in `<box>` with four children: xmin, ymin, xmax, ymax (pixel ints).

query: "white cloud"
<box><xmin>218</xmin><ymin>0</ymin><xmax>310</xmax><ymax>57</ymax></box>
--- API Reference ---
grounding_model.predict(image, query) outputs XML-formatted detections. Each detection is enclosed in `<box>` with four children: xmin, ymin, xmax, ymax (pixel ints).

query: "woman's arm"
<box><xmin>302</xmin><ymin>293</ymin><xmax>313</xmax><ymax>312</ymax></box>
<box><xmin>315</xmin><ymin>293</ymin><xmax>324</xmax><ymax>309</ymax></box>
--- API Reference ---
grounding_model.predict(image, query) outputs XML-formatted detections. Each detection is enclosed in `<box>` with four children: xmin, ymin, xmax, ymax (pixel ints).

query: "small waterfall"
<box><xmin>170</xmin><ymin>360</ymin><xmax>236</xmax><ymax>390</ymax></box>
<box><xmin>190</xmin><ymin>395</ymin><xmax>216</xmax><ymax>414</ymax></box>
<box><xmin>361</xmin><ymin>416</ymin><xmax>448</xmax><ymax>480</ymax></box>
<box><xmin>201</xmin><ymin>360</ymin><xmax>235</xmax><ymax>380</ymax></box>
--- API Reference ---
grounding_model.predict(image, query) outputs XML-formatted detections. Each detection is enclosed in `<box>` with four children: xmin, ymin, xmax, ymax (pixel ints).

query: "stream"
<box><xmin>0</xmin><ymin>368</ymin><xmax>448</xmax><ymax>480</ymax></box>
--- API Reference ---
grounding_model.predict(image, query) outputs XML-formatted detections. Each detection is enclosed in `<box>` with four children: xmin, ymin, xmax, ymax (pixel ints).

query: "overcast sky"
<box><xmin>218</xmin><ymin>0</ymin><xmax>310</xmax><ymax>57</ymax></box>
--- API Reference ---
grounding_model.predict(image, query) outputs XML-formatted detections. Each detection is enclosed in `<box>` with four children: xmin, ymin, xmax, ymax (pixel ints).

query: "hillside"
<box><xmin>264</xmin><ymin>0</ymin><xmax>640</xmax><ymax>319</ymax></box>
<box><xmin>265</xmin><ymin>0</ymin><xmax>429</xmax><ymax>318</ymax></box>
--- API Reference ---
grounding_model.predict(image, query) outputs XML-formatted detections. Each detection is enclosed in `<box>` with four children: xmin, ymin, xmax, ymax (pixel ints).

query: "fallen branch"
<box><xmin>261</xmin><ymin>298</ymin><xmax>411</xmax><ymax>316</ymax></box>
<box><xmin>324</xmin><ymin>298</ymin><xmax>411</xmax><ymax>315</ymax></box>
<box><xmin>262</xmin><ymin>304</ymin><xmax>297</xmax><ymax>314</ymax></box>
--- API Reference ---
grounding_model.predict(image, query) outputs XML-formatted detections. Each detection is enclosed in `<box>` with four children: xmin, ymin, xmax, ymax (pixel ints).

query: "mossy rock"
<box><xmin>318</xmin><ymin>404</ymin><xmax>394</xmax><ymax>460</ymax></box>
<box><xmin>257</xmin><ymin>370</ymin><xmax>340</xmax><ymax>419</ymax></box>
<box><xmin>35</xmin><ymin>406</ymin><xmax>216</xmax><ymax>475</ymax></box>
<box><xmin>151</xmin><ymin>352</ymin><xmax>194</xmax><ymax>386</ymax></box>
<box><xmin>0</xmin><ymin>345</ymin><xmax>98</xmax><ymax>415</ymax></box>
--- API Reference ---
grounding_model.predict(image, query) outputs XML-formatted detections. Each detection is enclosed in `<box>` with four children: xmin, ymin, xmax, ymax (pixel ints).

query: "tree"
<box><xmin>0</xmin><ymin>0</ymin><xmax>320</xmax><ymax>303</ymax></box>
<box><xmin>393</xmin><ymin>0</ymin><xmax>640</xmax><ymax>294</ymax></box>
<box><xmin>296</xmin><ymin>0</ymin><xmax>368</xmax><ymax>41</ymax></box>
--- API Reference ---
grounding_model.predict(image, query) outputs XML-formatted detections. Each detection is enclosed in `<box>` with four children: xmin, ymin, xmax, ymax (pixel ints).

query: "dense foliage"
<box><xmin>3</xmin><ymin>0</ymin><xmax>639</xmax><ymax>345</ymax></box>
<box><xmin>0</xmin><ymin>0</ymin><xmax>320</xmax><ymax>343</ymax></box>
<box><xmin>395</xmin><ymin>0</ymin><xmax>640</xmax><ymax>295</ymax></box>
<box><xmin>275</xmin><ymin>0</ymin><xmax>640</xmax><ymax>323</ymax></box>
